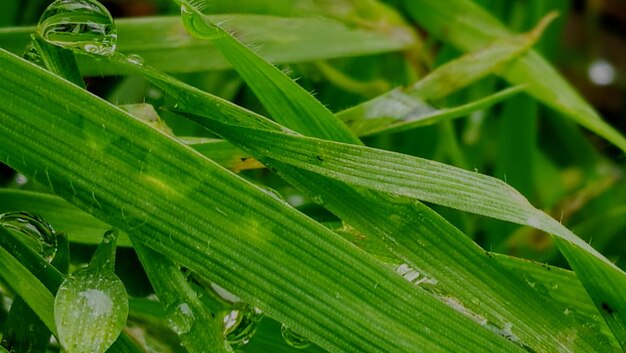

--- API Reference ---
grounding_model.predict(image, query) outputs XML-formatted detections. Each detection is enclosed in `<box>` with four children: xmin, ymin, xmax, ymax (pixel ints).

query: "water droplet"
<box><xmin>23</xmin><ymin>40</ymin><xmax>43</xmax><ymax>66</ymax></box>
<box><xmin>180</xmin><ymin>5</ymin><xmax>223</xmax><ymax>40</ymax></box>
<box><xmin>37</xmin><ymin>0</ymin><xmax>117</xmax><ymax>56</ymax></box>
<box><xmin>126</xmin><ymin>53</ymin><xmax>144</xmax><ymax>66</ymax></box>
<box><xmin>227</xmin><ymin>306</ymin><xmax>264</xmax><ymax>349</ymax></box>
<box><xmin>14</xmin><ymin>173</ymin><xmax>29</xmax><ymax>186</ymax></box>
<box><xmin>260</xmin><ymin>186</ymin><xmax>290</xmax><ymax>205</ymax></box>
<box><xmin>0</xmin><ymin>211</ymin><xmax>57</xmax><ymax>262</ymax></box>
<box><xmin>55</xmin><ymin>268</ymin><xmax>128</xmax><ymax>353</ymax></box>
<box><xmin>281</xmin><ymin>324</ymin><xmax>311</xmax><ymax>349</ymax></box>
<box><xmin>222</xmin><ymin>309</ymin><xmax>241</xmax><ymax>334</ymax></box>
<box><xmin>165</xmin><ymin>302</ymin><xmax>196</xmax><ymax>335</ymax></box>
<box><xmin>311</xmin><ymin>195</ymin><xmax>325</xmax><ymax>206</ymax></box>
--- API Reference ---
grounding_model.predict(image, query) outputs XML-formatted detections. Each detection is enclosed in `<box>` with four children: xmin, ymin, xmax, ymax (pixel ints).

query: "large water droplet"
<box><xmin>280</xmin><ymin>324</ymin><xmax>311</xmax><ymax>349</ymax></box>
<box><xmin>165</xmin><ymin>302</ymin><xmax>196</xmax><ymax>335</ymax></box>
<box><xmin>54</xmin><ymin>268</ymin><xmax>128</xmax><ymax>353</ymax></box>
<box><xmin>226</xmin><ymin>306</ymin><xmax>264</xmax><ymax>349</ymax></box>
<box><xmin>0</xmin><ymin>211</ymin><xmax>58</xmax><ymax>262</ymax></box>
<box><xmin>37</xmin><ymin>0</ymin><xmax>117</xmax><ymax>56</ymax></box>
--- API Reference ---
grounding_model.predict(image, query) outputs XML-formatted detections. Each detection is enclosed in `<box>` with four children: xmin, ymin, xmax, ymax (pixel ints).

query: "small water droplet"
<box><xmin>14</xmin><ymin>173</ymin><xmax>29</xmax><ymax>186</ymax></box>
<box><xmin>260</xmin><ymin>186</ymin><xmax>290</xmax><ymax>205</ymax></box>
<box><xmin>227</xmin><ymin>306</ymin><xmax>264</xmax><ymax>349</ymax></box>
<box><xmin>180</xmin><ymin>5</ymin><xmax>223</xmax><ymax>40</ymax></box>
<box><xmin>0</xmin><ymin>211</ymin><xmax>57</xmax><ymax>262</ymax></box>
<box><xmin>222</xmin><ymin>309</ymin><xmax>241</xmax><ymax>334</ymax></box>
<box><xmin>23</xmin><ymin>41</ymin><xmax>43</xmax><ymax>66</ymax></box>
<box><xmin>165</xmin><ymin>302</ymin><xmax>196</xmax><ymax>335</ymax></box>
<box><xmin>126</xmin><ymin>53</ymin><xmax>144</xmax><ymax>66</ymax></box>
<box><xmin>311</xmin><ymin>195</ymin><xmax>325</xmax><ymax>206</ymax></box>
<box><xmin>37</xmin><ymin>0</ymin><xmax>117</xmax><ymax>56</ymax></box>
<box><xmin>281</xmin><ymin>324</ymin><xmax>311</xmax><ymax>349</ymax></box>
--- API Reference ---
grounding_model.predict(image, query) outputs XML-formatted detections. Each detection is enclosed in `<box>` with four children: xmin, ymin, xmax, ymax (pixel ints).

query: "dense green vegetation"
<box><xmin>0</xmin><ymin>0</ymin><xmax>625</xmax><ymax>352</ymax></box>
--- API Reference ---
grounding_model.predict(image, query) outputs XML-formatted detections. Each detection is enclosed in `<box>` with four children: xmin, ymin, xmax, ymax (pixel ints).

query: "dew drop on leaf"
<box><xmin>226</xmin><ymin>306</ymin><xmax>264</xmax><ymax>349</ymax></box>
<box><xmin>0</xmin><ymin>211</ymin><xmax>58</xmax><ymax>262</ymax></box>
<box><xmin>281</xmin><ymin>324</ymin><xmax>311</xmax><ymax>349</ymax></box>
<box><xmin>54</xmin><ymin>268</ymin><xmax>128</xmax><ymax>353</ymax></box>
<box><xmin>37</xmin><ymin>0</ymin><xmax>117</xmax><ymax>56</ymax></box>
<box><xmin>165</xmin><ymin>302</ymin><xmax>196</xmax><ymax>335</ymax></box>
<box><xmin>180</xmin><ymin>4</ymin><xmax>223</xmax><ymax>40</ymax></box>
<box><xmin>126</xmin><ymin>53</ymin><xmax>144</xmax><ymax>66</ymax></box>
<box><xmin>22</xmin><ymin>40</ymin><xmax>44</xmax><ymax>67</ymax></box>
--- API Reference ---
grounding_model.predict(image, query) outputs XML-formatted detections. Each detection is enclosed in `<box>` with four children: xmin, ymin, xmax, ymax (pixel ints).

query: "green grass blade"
<box><xmin>494</xmin><ymin>254</ymin><xmax>606</xmax><ymax>324</ymax></box>
<box><xmin>133</xmin><ymin>241</ymin><xmax>231</xmax><ymax>353</ymax></box>
<box><xmin>410</xmin><ymin>12</ymin><xmax>554</xmax><ymax>100</ymax></box>
<box><xmin>31</xmin><ymin>35</ymin><xmax>84</xmax><ymax>88</ymax></box>
<box><xmin>0</xmin><ymin>48</ymin><xmax>521</xmax><ymax>353</ymax></box>
<box><xmin>180</xmin><ymin>6</ymin><xmax>360</xmax><ymax>144</ymax></box>
<box><xmin>0</xmin><ymin>15</ymin><xmax>412</xmax><ymax>75</ymax></box>
<box><xmin>1</xmin><ymin>296</ymin><xmax>51</xmax><ymax>353</ymax></box>
<box><xmin>338</xmin><ymin>85</ymin><xmax>524</xmax><ymax>137</ymax></box>
<box><xmin>0</xmin><ymin>228</ymin><xmax>56</xmax><ymax>335</ymax></box>
<box><xmin>404</xmin><ymin>0</ymin><xmax>626</xmax><ymax>153</ymax></box>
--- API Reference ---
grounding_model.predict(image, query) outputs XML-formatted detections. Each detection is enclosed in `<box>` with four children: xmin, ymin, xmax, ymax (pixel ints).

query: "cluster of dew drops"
<box><xmin>25</xmin><ymin>0</ymin><xmax>314</xmax><ymax>350</ymax></box>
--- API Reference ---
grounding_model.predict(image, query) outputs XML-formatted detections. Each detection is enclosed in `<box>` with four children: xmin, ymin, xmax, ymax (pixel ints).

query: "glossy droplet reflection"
<box><xmin>37</xmin><ymin>0</ymin><xmax>117</xmax><ymax>56</ymax></box>
<box><xmin>55</xmin><ymin>268</ymin><xmax>128</xmax><ymax>353</ymax></box>
<box><xmin>126</xmin><ymin>53</ymin><xmax>144</xmax><ymax>66</ymax></box>
<box><xmin>165</xmin><ymin>302</ymin><xmax>196</xmax><ymax>335</ymax></box>
<box><xmin>23</xmin><ymin>40</ymin><xmax>44</xmax><ymax>66</ymax></box>
<box><xmin>0</xmin><ymin>211</ymin><xmax>58</xmax><ymax>262</ymax></box>
<box><xmin>180</xmin><ymin>5</ymin><xmax>223</xmax><ymax>40</ymax></box>
<box><xmin>281</xmin><ymin>324</ymin><xmax>311</xmax><ymax>349</ymax></box>
<box><xmin>226</xmin><ymin>306</ymin><xmax>264</xmax><ymax>349</ymax></box>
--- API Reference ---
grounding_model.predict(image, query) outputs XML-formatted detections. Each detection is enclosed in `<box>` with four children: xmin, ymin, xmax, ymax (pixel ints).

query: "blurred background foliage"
<box><xmin>0</xmin><ymin>0</ymin><xmax>625</xmax><ymax>272</ymax></box>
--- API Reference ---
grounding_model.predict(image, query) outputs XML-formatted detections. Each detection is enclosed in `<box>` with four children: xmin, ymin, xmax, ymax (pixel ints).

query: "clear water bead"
<box><xmin>37</xmin><ymin>0</ymin><xmax>117</xmax><ymax>56</ymax></box>
<box><xmin>281</xmin><ymin>324</ymin><xmax>311</xmax><ymax>349</ymax></box>
<box><xmin>165</xmin><ymin>302</ymin><xmax>196</xmax><ymax>335</ymax></box>
<box><xmin>0</xmin><ymin>211</ymin><xmax>58</xmax><ymax>262</ymax></box>
<box><xmin>226</xmin><ymin>306</ymin><xmax>264</xmax><ymax>349</ymax></box>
